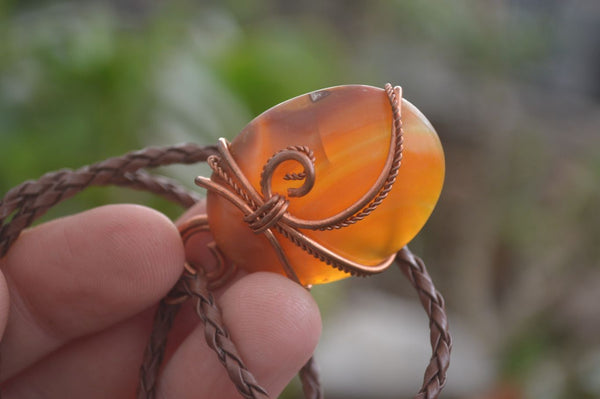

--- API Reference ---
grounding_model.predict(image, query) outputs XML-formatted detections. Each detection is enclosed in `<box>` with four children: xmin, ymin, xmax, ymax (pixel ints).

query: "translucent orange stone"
<box><xmin>207</xmin><ymin>85</ymin><xmax>444</xmax><ymax>285</ymax></box>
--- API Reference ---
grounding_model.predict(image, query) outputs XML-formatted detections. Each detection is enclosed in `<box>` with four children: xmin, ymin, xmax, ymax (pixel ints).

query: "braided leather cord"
<box><xmin>0</xmin><ymin>143</ymin><xmax>451</xmax><ymax>399</ymax></box>
<box><xmin>320</xmin><ymin>83</ymin><xmax>404</xmax><ymax>230</ymax></box>
<box><xmin>397</xmin><ymin>247</ymin><xmax>452</xmax><ymax>399</ymax></box>
<box><xmin>299</xmin><ymin>356</ymin><xmax>323</xmax><ymax>399</ymax></box>
<box><xmin>165</xmin><ymin>270</ymin><xmax>270</xmax><ymax>399</ymax></box>
<box><xmin>0</xmin><ymin>143</ymin><xmax>218</xmax><ymax>257</ymax></box>
<box><xmin>138</xmin><ymin>300</ymin><xmax>182</xmax><ymax>397</ymax></box>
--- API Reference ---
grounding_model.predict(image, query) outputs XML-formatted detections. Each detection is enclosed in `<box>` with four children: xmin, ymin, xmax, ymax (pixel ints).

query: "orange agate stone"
<box><xmin>207</xmin><ymin>85</ymin><xmax>444</xmax><ymax>285</ymax></box>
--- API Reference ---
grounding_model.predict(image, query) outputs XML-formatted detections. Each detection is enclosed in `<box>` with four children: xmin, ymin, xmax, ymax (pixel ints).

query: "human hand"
<box><xmin>0</xmin><ymin>203</ymin><xmax>321</xmax><ymax>398</ymax></box>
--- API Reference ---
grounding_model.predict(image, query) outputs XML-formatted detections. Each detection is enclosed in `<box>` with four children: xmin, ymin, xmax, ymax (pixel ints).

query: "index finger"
<box><xmin>0</xmin><ymin>204</ymin><xmax>185</xmax><ymax>380</ymax></box>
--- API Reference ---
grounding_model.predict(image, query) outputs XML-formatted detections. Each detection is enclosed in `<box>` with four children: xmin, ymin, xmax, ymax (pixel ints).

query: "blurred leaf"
<box><xmin>213</xmin><ymin>21</ymin><xmax>350</xmax><ymax>115</ymax></box>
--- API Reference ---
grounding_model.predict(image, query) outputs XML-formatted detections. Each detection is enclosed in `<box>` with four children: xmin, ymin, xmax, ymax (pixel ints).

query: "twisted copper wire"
<box><xmin>321</xmin><ymin>83</ymin><xmax>404</xmax><ymax>230</ymax></box>
<box><xmin>263</xmin><ymin>145</ymin><xmax>316</xmax><ymax>186</ymax></box>
<box><xmin>208</xmin><ymin>155</ymin><xmax>258</xmax><ymax>209</ymax></box>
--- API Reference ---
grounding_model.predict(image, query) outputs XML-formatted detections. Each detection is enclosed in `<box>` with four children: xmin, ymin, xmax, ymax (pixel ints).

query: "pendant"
<box><xmin>180</xmin><ymin>84</ymin><xmax>444</xmax><ymax>286</ymax></box>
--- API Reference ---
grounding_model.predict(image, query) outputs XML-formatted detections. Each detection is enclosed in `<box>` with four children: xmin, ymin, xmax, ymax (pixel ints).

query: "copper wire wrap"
<box><xmin>0</xmin><ymin>84</ymin><xmax>451</xmax><ymax>399</ymax></box>
<box><xmin>195</xmin><ymin>83</ymin><xmax>404</xmax><ymax>278</ymax></box>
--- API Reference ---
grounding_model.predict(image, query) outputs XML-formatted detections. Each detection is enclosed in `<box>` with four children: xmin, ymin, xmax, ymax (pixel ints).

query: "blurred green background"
<box><xmin>1</xmin><ymin>1</ymin><xmax>599</xmax><ymax>398</ymax></box>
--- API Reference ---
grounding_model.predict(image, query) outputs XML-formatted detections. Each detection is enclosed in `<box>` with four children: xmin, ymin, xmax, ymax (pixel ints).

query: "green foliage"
<box><xmin>1</xmin><ymin>2</ymin><xmax>599</xmax><ymax>398</ymax></box>
<box><xmin>0</xmin><ymin>5</ymin><xmax>150</xmax><ymax>188</ymax></box>
<box><xmin>213</xmin><ymin>22</ymin><xmax>349</xmax><ymax>115</ymax></box>
<box><xmin>500</xmin><ymin>316</ymin><xmax>556</xmax><ymax>381</ymax></box>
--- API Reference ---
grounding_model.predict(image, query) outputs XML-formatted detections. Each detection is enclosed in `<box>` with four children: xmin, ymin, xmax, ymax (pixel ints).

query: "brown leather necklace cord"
<box><xmin>0</xmin><ymin>143</ymin><xmax>451</xmax><ymax>399</ymax></box>
<box><xmin>0</xmin><ymin>143</ymin><xmax>218</xmax><ymax>257</ymax></box>
<box><xmin>143</xmin><ymin>267</ymin><xmax>271</xmax><ymax>399</ymax></box>
<box><xmin>396</xmin><ymin>248</ymin><xmax>452</xmax><ymax>399</ymax></box>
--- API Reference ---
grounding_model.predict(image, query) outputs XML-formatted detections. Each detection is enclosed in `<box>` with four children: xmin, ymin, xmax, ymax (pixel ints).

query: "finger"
<box><xmin>0</xmin><ymin>273</ymin><xmax>321</xmax><ymax>399</ymax></box>
<box><xmin>0</xmin><ymin>272</ymin><xmax>9</xmax><ymax>338</ymax></box>
<box><xmin>157</xmin><ymin>272</ymin><xmax>322</xmax><ymax>399</ymax></box>
<box><xmin>2</xmin><ymin>310</ymin><xmax>154</xmax><ymax>399</ymax></box>
<box><xmin>0</xmin><ymin>204</ymin><xmax>185</xmax><ymax>380</ymax></box>
<box><xmin>1</xmin><ymin>201</ymin><xmax>232</xmax><ymax>398</ymax></box>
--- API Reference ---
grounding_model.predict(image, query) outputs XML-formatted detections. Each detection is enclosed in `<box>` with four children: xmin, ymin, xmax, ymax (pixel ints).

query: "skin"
<box><xmin>0</xmin><ymin>203</ymin><xmax>322</xmax><ymax>398</ymax></box>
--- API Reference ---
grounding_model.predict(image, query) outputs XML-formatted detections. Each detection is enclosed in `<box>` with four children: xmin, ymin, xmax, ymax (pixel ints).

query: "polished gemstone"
<box><xmin>207</xmin><ymin>85</ymin><xmax>445</xmax><ymax>285</ymax></box>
